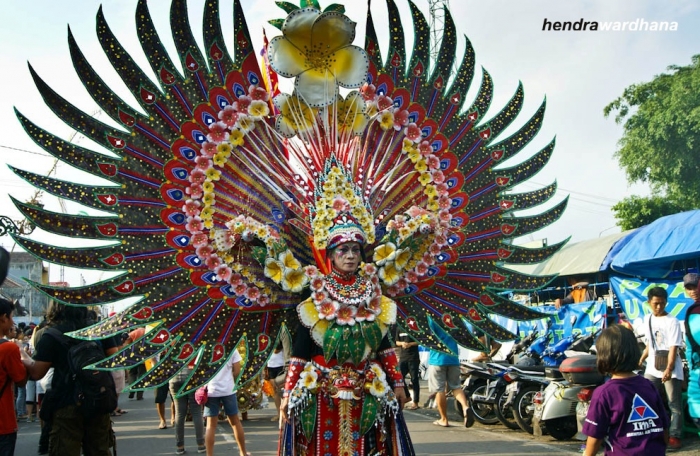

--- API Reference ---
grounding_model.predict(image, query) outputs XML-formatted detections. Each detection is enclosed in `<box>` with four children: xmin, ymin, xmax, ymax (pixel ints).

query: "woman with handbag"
<box><xmin>639</xmin><ymin>286</ymin><xmax>684</xmax><ymax>450</ymax></box>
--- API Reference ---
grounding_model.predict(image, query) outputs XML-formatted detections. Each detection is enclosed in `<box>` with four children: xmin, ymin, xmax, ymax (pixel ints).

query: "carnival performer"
<box><xmin>279</xmin><ymin>213</ymin><xmax>411</xmax><ymax>456</ymax></box>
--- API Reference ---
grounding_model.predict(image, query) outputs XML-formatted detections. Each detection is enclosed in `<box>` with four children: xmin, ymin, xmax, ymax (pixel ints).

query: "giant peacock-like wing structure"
<box><xmin>9</xmin><ymin>0</ymin><xmax>567</xmax><ymax>395</ymax></box>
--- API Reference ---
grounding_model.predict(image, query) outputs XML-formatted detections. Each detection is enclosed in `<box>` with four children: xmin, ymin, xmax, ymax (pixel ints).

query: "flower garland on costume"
<box><xmin>309</xmin><ymin>263</ymin><xmax>382</xmax><ymax>325</ymax></box>
<box><xmin>373</xmin><ymin>206</ymin><xmax>453</xmax><ymax>297</ymax></box>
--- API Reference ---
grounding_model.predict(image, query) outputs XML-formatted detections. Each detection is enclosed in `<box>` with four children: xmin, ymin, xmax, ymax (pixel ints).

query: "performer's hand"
<box><xmin>394</xmin><ymin>387</ymin><xmax>408</xmax><ymax>410</ymax></box>
<box><xmin>280</xmin><ymin>396</ymin><xmax>289</xmax><ymax>424</ymax></box>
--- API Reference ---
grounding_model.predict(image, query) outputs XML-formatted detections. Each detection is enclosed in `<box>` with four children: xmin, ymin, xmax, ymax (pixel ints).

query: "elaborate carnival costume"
<box><xmin>10</xmin><ymin>0</ymin><xmax>566</xmax><ymax>454</ymax></box>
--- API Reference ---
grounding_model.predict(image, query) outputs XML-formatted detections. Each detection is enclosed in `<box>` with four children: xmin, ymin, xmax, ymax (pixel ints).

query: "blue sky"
<box><xmin>0</xmin><ymin>0</ymin><xmax>698</xmax><ymax>286</ymax></box>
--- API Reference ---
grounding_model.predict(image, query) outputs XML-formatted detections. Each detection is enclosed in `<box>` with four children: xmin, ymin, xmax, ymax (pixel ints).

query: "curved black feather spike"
<box><xmin>506</xmin><ymin>181</ymin><xmax>558</xmax><ymax>212</ymax></box>
<box><xmin>477</xmin><ymin>290</ymin><xmax>549</xmax><ymax>321</ymax></box>
<box><xmin>485</xmin><ymin>100</ymin><xmax>546</xmax><ymax>161</ymax></box>
<box><xmin>489</xmin><ymin>265</ymin><xmax>557</xmax><ymax>292</ymax></box>
<box><xmin>405</xmin><ymin>1</ymin><xmax>430</xmax><ymax>84</ymax></box>
<box><xmin>202</xmin><ymin>0</ymin><xmax>234</xmax><ymax>82</ymax></box>
<box><xmin>11</xmin><ymin>198</ymin><xmax>116</xmax><ymax>240</ymax></box>
<box><xmin>364</xmin><ymin>0</ymin><xmax>383</xmax><ymax>71</ymax></box>
<box><xmin>231</xmin><ymin>0</ymin><xmax>257</xmax><ymax>63</ymax></box>
<box><xmin>438</xmin><ymin>35</ymin><xmax>475</xmax><ymax>116</ymax></box>
<box><xmin>135</xmin><ymin>0</ymin><xmax>182</xmax><ymax>81</ymax></box>
<box><xmin>500</xmin><ymin>238</ymin><xmax>568</xmax><ymax>265</ymax></box>
<box><xmin>178</xmin><ymin>344</ymin><xmax>232</xmax><ymax>394</ymax></box>
<box><xmin>382</xmin><ymin>0</ymin><xmax>406</xmax><ymax>78</ymax></box>
<box><xmin>94</xmin><ymin>330</ymin><xmax>174</xmax><ymax>370</ymax></box>
<box><xmin>11</xmin><ymin>236</ymin><xmax>118</xmax><ymax>271</ymax></box>
<box><xmin>501</xmin><ymin>198</ymin><xmax>568</xmax><ymax>241</ymax></box>
<box><xmin>27</xmin><ymin>64</ymin><xmax>126</xmax><ymax>152</ymax></box>
<box><xmin>71</xmin><ymin>312</ymin><xmax>139</xmax><ymax>339</ymax></box>
<box><xmin>129</xmin><ymin>343</ymin><xmax>184</xmax><ymax>390</ymax></box>
<box><xmin>15</xmin><ymin>111</ymin><xmax>122</xmax><ymax>177</ymax></box>
<box><xmin>395</xmin><ymin>300</ymin><xmax>452</xmax><ymax>353</ymax></box>
<box><xmin>465</xmin><ymin>67</ymin><xmax>494</xmax><ymax>122</ymax></box>
<box><xmin>463</xmin><ymin>310</ymin><xmax>518</xmax><ymax>343</ymax></box>
<box><xmin>496</xmin><ymin>140</ymin><xmax>555</xmax><ymax>188</ymax></box>
<box><xmin>170</xmin><ymin>0</ymin><xmax>208</xmax><ymax>76</ymax></box>
<box><xmin>95</xmin><ymin>6</ymin><xmax>164</xmax><ymax>105</ymax></box>
<box><xmin>24</xmin><ymin>274</ymin><xmax>144</xmax><ymax>307</ymax></box>
<box><xmin>67</xmin><ymin>27</ymin><xmax>140</xmax><ymax>126</ymax></box>
<box><xmin>477</xmin><ymin>83</ymin><xmax>525</xmax><ymax>144</ymax></box>
<box><xmin>444</xmin><ymin>326</ymin><xmax>484</xmax><ymax>351</ymax></box>
<box><xmin>9</xmin><ymin>167</ymin><xmax>119</xmax><ymax>211</ymax></box>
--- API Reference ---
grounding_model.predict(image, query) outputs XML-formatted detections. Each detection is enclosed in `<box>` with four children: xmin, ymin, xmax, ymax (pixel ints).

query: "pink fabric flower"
<box><xmin>318</xmin><ymin>300</ymin><xmax>339</xmax><ymax>320</ymax></box>
<box><xmin>312</xmin><ymin>291</ymin><xmax>329</xmax><ymax>302</ymax></box>
<box><xmin>201</xmin><ymin>142</ymin><xmax>218</xmax><ymax>158</ymax></box>
<box><xmin>422</xmin><ymin>253</ymin><xmax>435</xmax><ymax>266</ymax></box>
<box><xmin>229</xmin><ymin>273</ymin><xmax>243</xmax><ymax>286</ymax></box>
<box><xmin>429</xmin><ymin>243</ymin><xmax>441</xmax><ymax>255</ymax></box>
<box><xmin>245</xmin><ymin>286</ymin><xmax>260</xmax><ymax>300</ymax></box>
<box><xmin>396</xmin><ymin>278</ymin><xmax>408</xmax><ymax>290</ymax></box>
<box><xmin>257</xmin><ymin>294</ymin><xmax>270</xmax><ymax>306</ymax></box>
<box><xmin>186</xmin><ymin>217</ymin><xmax>204</xmax><ymax>233</ymax></box>
<box><xmin>186</xmin><ymin>184</ymin><xmax>203</xmax><ymax>200</ymax></box>
<box><xmin>191</xmin><ymin>233</ymin><xmax>209</xmax><ymax>247</ymax></box>
<box><xmin>432</xmin><ymin>170</ymin><xmax>446</xmax><ymax>184</ymax></box>
<box><xmin>355</xmin><ymin>306</ymin><xmax>375</xmax><ymax>323</ymax></box>
<box><xmin>406</xmin><ymin>206</ymin><xmax>427</xmax><ymax>218</ymax></box>
<box><xmin>363</xmin><ymin>263</ymin><xmax>377</xmax><ymax>276</ymax></box>
<box><xmin>195</xmin><ymin>156</ymin><xmax>213</xmax><ymax>170</ymax></box>
<box><xmin>215</xmin><ymin>265</ymin><xmax>232</xmax><ymax>282</ymax></box>
<box><xmin>233</xmin><ymin>95</ymin><xmax>251</xmax><ymax>112</ymax></box>
<box><xmin>205</xmin><ymin>255</ymin><xmax>222</xmax><ymax>270</ymax></box>
<box><xmin>304</xmin><ymin>265</ymin><xmax>319</xmax><ymax>277</ymax></box>
<box><xmin>435</xmin><ymin>233</ymin><xmax>448</xmax><ymax>246</ymax></box>
<box><xmin>404</xmin><ymin>123</ymin><xmax>421</xmax><ymax>141</ymax></box>
<box><xmin>368</xmin><ymin>297</ymin><xmax>382</xmax><ymax>313</ymax></box>
<box><xmin>377</xmin><ymin>95</ymin><xmax>393</xmax><ymax>111</ymax></box>
<box><xmin>234</xmin><ymin>283</ymin><xmax>248</xmax><ymax>296</ymax></box>
<box><xmin>196</xmin><ymin>244</ymin><xmax>213</xmax><ymax>259</ymax></box>
<box><xmin>336</xmin><ymin>305</ymin><xmax>357</xmax><ymax>326</ymax></box>
<box><xmin>310</xmin><ymin>277</ymin><xmax>324</xmax><ymax>291</ymax></box>
<box><xmin>332</xmin><ymin>197</ymin><xmax>350</xmax><ymax>212</ymax></box>
<box><xmin>439</xmin><ymin>210</ymin><xmax>452</xmax><ymax>223</ymax></box>
<box><xmin>370</xmin><ymin>275</ymin><xmax>379</xmax><ymax>285</ymax></box>
<box><xmin>386</xmin><ymin>285</ymin><xmax>399</xmax><ymax>297</ymax></box>
<box><xmin>419</xmin><ymin>141</ymin><xmax>433</xmax><ymax>156</ymax></box>
<box><xmin>183</xmin><ymin>199</ymin><xmax>201</xmax><ymax>217</ymax></box>
<box><xmin>218</xmin><ymin>105</ymin><xmax>239</xmax><ymax>128</ymax></box>
<box><xmin>426</xmin><ymin>154</ymin><xmax>440</xmax><ymax>170</ymax></box>
<box><xmin>360</xmin><ymin>83</ymin><xmax>377</xmax><ymax>102</ymax></box>
<box><xmin>207</xmin><ymin>121</ymin><xmax>229</xmax><ymax>143</ymax></box>
<box><xmin>436</xmin><ymin>183</ymin><xmax>449</xmax><ymax>196</ymax></box>
<box><xmin>406</xmin><ymin>271</ymin><xmax>418</xmax><ymax>283</ymax></box>
<box><xmin>415</xmin><ymin>261</ymin><xmax>429</xmax><ymax>275</ymax></box>
<box><xmin>394</xmin><ymin>110</ymin><xmax>409</xmax><ymax>130</ymax></box>
<box><xmin>439</xmin><ymin>196</ymin><xmax>452</xmax><ymax>210</ymax></box>
<box><xmin>248</xmin><ymin>85</ymin><xmax>269</xmax><ymax>101</ymax></box>
<box><xmin>189</xmin><ymin>169</ymin><xmax>206</xmax><ymax>184</ymax></box>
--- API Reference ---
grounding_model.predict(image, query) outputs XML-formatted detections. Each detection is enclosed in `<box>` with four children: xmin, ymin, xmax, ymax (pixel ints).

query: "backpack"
<box><xmin>45</xmin><ymin>327</ymin><xmax>118</xmax><ymax>417</ymax></box>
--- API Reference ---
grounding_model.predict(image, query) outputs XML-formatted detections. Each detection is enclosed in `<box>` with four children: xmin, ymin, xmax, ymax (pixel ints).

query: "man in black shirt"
<box><xmin>21</xmin><ymin>303</ymin><xmax>118</xmax><ymax>456</ymax></box>
<box><xmin>394</xmin><ymin>326</ymin><xmax>421</xmax><ymax>409</ymax></box>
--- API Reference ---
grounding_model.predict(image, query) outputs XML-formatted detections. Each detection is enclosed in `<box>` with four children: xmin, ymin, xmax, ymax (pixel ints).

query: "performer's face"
<box><xmin>332</xmin><ymin>242</ymin><xmax>361</xmax><ymax>274</ymax></box>
<box><xmin>686</xmin><ymin>284</ymin><xmax>698</xmax><ymax>302</ymax></box>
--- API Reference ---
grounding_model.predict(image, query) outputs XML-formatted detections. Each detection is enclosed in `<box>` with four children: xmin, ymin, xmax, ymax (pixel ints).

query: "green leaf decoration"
<box><xmin>323</xmin><ymin>3</ymin><xmax>345</xmax><ymax>13</ymax></box>
<box><xmin>360</xmin><ymin>321</ymin><xmax>382</xmax><ymax>351</ymax></box>
<box><xmin>349</xmin><ymin>325</ymin><xmax>365</xmax><ymax>364</ymax></box>
<box><xmin>359</xmin><ymin>394</ymin><xmax>379</xmax><ymax>435</ymax></box>
<box><xmin>276</xmin><ymin>1</ymin><xmax>299</xmax><ymax>14</ymax></box>
<box><xmin>301</xmin><ymin>394</ymin><xmax>317</xmax><ymax>438</ymax></box>
<box><xmin>300</xmin><ymin>0</ymin><xmax>321</xmax><ymax>10</ymax></box>
<box><xmin>268</xmin><ymin>19</ymin><xmax>285</xmax><ymax>31</ymax></box>
<box><xmin>336</xmin><ymin>326</ymin><xmax>354</xmax><ymax>362</ymax></box>
<box><xmin>322</xmin><ymin>323</ymin><xmax>343</xmax><ymax>363</ymax></box>
<box><xmin>250</xmin><ymin>246</ymin><xmax>267</xmax><ymax>266</ymax></box>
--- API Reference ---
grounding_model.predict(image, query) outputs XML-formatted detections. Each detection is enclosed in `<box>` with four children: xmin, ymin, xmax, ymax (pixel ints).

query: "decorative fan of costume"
<box><xmin>9</xmin><ymin>0</ymin><xmax>567</xmax><ymax>395</ymax></box>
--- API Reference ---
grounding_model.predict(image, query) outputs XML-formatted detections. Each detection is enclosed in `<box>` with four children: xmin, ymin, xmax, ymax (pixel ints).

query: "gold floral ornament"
<box><xmin>268</xmin><ymin>8</ymin><xmax>369</xmax><ymax>108</ymax></box>
<box><xmin>273</xmin><ymin>93</ymin><xmax>315</xmax><ymax>138</ymax></box>
<box><xmin>331</xmin><ymin>92</ymin><xmax>369</xmax><ymax>136</ymax></box>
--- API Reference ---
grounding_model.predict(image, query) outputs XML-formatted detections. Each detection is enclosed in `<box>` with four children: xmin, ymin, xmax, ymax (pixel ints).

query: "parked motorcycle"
<box><xmin>531</xmin><ymin>330</ymin><xmax>603</xmax><ymax>440</ymax></box>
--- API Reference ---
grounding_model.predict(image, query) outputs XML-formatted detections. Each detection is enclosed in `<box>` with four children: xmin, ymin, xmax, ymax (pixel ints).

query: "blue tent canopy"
<box><xmin>611</xmin><ymin>210</ymin><xmax>700</xmax><ymax>278</ymax></box>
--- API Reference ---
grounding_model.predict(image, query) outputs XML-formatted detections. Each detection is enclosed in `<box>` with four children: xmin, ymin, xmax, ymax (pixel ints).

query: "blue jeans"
<box><xmin>168</xmin><ymin>379</ymin><xmax>204</xmax><ymax>449</ymax></box>
<box><xmin>203</xmin><ymin>394</ymin><xmax>239</xmax><ymax>417</ymax></box>
<box><xmin>15</xmin><ymin>386</ymin><xmax>26</xmax><ymax>416</ymax></box>
<box><xmin>645</xmin><ymin>374</ymin><xmax>682</xmax><ymax>438</ymax></box>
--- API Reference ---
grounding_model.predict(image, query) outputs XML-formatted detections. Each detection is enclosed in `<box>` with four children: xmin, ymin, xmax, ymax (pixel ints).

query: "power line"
<box><xmin>0</xmin><ymin>144</ymin><xmax>52</xmax><ymax>158</ymax></box>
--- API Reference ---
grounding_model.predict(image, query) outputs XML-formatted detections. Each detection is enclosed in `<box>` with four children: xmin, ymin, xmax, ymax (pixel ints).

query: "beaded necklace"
<box><xmin>324</xmin><ymin>270</ymin><xmax>373</xmax><ymax>306</ymax></box>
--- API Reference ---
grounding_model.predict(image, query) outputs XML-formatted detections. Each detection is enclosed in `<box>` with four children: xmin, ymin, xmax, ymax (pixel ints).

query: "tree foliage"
<box><xmin>611</xmin><ymin>195</ymin><xmax>686</xmax><ymax>231</ymax></box>
<box><xmin>605</xmin><ymin>55</ymin><xmax>700</xmax><ymax>228</ymax></box>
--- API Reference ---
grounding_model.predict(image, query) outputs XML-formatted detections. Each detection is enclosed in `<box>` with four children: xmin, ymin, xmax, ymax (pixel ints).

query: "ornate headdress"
<box><xmin>11</xmin><ymin>0</ymin><xmax>566</xmax><ymax>392</ymax></box>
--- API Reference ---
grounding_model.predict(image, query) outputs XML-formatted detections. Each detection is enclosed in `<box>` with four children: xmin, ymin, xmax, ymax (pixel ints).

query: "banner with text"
<box><xmin>610</xmin><ymin>276</ymin><xmax>694</xmax><ymax>323</ymax></box>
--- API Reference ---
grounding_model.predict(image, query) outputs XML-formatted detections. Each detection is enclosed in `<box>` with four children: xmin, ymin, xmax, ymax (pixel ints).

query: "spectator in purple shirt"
<box><xmin>582</xmin><ymin>325</ymin><xmax>668</xmax><ymax>456</ymax></box>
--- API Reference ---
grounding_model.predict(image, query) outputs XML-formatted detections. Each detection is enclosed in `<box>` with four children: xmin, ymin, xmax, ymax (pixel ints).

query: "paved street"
<box><xmin>13</xmin><ymin>388</ymin><xmax>700</xmax><ymax>455</ymax></box>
